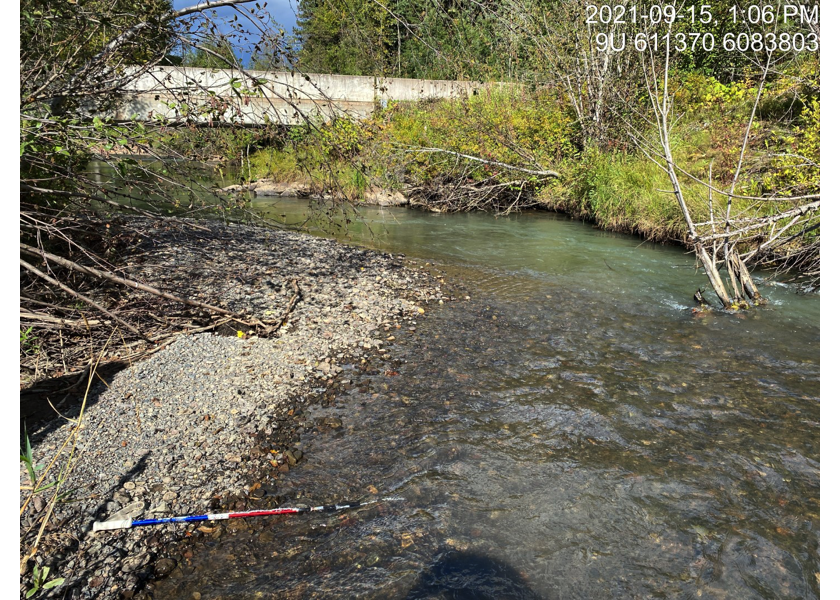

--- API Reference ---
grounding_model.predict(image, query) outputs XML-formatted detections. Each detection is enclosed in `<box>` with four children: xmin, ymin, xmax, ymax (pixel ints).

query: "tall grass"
<box><xmin>541</xmin><ymin>151</ymin><xmax>690</xmax><ymax>242</ymax></box>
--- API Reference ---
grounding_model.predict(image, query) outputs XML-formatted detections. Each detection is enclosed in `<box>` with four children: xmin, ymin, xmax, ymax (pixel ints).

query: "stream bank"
<box><xmin>20</xmin><ymin>217</ymin><xmax>452</xmax><ymax>599</ymax></box>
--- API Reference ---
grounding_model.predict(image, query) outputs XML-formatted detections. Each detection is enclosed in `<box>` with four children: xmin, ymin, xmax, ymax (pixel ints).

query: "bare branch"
<box><xmin>20</xmin><ymin>259</ymin><xmax>144</xmax><ymax>337</ymax></box>
<box><xmin>408</xmin><ymin>147</ymin><xmax>559</xmax><ymax>178</ymax></box>
<box><xmin>20</xmin><ymin>243</ymin><xmax>239</xmax><ymax>318</ymax></box>
<box><xmin>699</xmin><ymin>201</ymin><xmax>820</xmax><ymax>243</ymax></box>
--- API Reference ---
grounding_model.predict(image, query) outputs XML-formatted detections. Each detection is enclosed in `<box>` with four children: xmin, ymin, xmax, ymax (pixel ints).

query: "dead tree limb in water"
<box><xmin>639</xmin><ymin>40</ymin><xmax>731</xmax><ymax>306</ymax></box>
<box><xmin>718</xmin><ymin>54</ymin><xmax>772</xmax><ymax>303</ymax></box>
<box><xmin>634</xmin><ymin>25</ymin><xmax>819</xmax><ymax>307</ymax></box>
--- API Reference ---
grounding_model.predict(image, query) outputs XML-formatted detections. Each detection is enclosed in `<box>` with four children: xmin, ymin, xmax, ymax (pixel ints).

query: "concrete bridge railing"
<box><xmin>114</xmin><ymin>66</ymin><xmax>494</xmax><ymax>125</ymax></box>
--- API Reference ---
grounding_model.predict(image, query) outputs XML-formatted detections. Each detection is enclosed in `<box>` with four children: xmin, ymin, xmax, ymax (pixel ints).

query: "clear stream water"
<box><xmin>154</xmin><ymin>198</ymin><xmax>819</xmax><ymax>599</ymax></box>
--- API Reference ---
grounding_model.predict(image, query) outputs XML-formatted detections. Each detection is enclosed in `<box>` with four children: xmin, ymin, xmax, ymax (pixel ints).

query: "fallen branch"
<box><xmin>20</xmin><ymin>309</ymin><xmax>103</xmax><ymax>328</ymax></box>
<box><xmin>264</xmin><ymin>279</ymin><xmax>302</xmax><ymax>335</ymax></box>
<box><xmin>698</xmin><ymin>201</ymin><xmax>820</xmax><ymax>243</ymax></box>
<box><xmin>409</xmin><ymin>147</ymin><xmax>560</xmax><ymax>178</ymax></box>
<box><xmin>21</xmin><ymin>243</ymin><xmax>238</xmax><ymax>318</ymax></box>
<box><xmin>19</xmin><ymin>259</ymin><xmax>144</xmax><ymax>337</ymax></box>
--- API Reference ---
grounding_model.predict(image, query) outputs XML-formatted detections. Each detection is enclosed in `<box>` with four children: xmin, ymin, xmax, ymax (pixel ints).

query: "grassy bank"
<box><xmin>210</xmin><ymin>67</ymin><xmax>817</xmax><ymax>250</ymax></box>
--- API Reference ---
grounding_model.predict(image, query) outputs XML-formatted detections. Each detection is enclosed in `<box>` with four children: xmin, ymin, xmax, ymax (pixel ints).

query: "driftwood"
<box><xmin>265</xmin><ymin>279</ymin><xmax>302</xmax><ymax>335</ymax></box>
<box><xmin>21</xmin><ymin>242</ymin><xmax>240</xmax><ymax>318</ymax></box>
<box><xmin>408</xmin><ymin>178</ymin><xmax>541</xmax><ymax>214</ymax></box>
<box><xmin>410</xmin><ymin>147</ymin><xmax>560</xmax><ymax>178</ymax></box>
<box><xmin>21</xmin><ymin>309</ymin><xmax>103</xmax><ymax>329</ymax></box>
<box><xmin>20</xmin><ymin>259</ymin><xmax>145</xmax><ymax>337</ymax></box>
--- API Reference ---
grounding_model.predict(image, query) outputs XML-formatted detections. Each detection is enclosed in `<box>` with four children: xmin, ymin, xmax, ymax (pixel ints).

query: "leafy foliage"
<box><xmin>376</xmin><ymin>88</ymin><xmax>579</xmax><ymax>181</ymax></box>
<box><xmin>763</xmin><ymin>98</ymin><xmax>820</xmax><ymax>196</ymax></box>
<box><xmin>181</xmin><ymin>35</ymin><xmax>239</xmax><ymax>69</ymax></box>
<box><xmin>295</xmin><ymin>0</ymin><xmax>395</xmax><ymax>75</ymax></box>
<box><xmin>26</xmin><ymin>565</ymin><xmax>65</xmax><ymax>599</ymax></box>
<box><xmin>294</xmin><ymin>0</ymin><xmax>538</xmax><ymax>80</ymax></box>
<box><xmin>674</xmin><ymin>73</ymin><xmax>753</xmax><ymax>111</ymax></box>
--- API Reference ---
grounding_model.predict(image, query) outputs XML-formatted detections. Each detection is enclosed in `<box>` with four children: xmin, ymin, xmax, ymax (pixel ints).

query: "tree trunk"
<box><xmin>728</xmin><ymin>252</ymin><xmax>761</xmax><ymax>302</ymax></box>
<box><xmin>695</xmin><ymin>244</ymin><xmax>731</xmax><ymax>307</ymax></box>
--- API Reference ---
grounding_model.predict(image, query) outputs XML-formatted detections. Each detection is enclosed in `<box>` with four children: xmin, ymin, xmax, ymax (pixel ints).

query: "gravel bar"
<box><xmin>20</xmin><ymin>217</ymin><xmax>448</xmax><ymax>599</ymax></box>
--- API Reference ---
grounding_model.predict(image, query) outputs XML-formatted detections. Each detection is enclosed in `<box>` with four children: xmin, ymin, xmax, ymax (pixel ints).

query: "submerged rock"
<box><xmin>153</xmin><ymin>558</ymin><xmax>177</xmax><ymax>578</ymax></box>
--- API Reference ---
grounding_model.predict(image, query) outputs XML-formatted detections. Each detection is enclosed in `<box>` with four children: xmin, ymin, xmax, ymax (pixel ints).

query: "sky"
<box><xmin>171</xmin><ymin>0</ymin><xmax>301</xmax><ymax>65</ymax></box>
<box><xmin>255</xmin><ymin>0</ymin><xmax>299</xmax><ymax>34</ymax></box>
<box><xmin>173</xmin><ymin>0</ymin><xmax>300</xmax><ymax>41</ymax></box>
<box><xmin>174</xmin><ymin>0</ymin><xmax>299</xmax><ymax>32</ymax></box>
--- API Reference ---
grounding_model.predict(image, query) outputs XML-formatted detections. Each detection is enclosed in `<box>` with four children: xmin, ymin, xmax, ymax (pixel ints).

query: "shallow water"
<box><xmin>155</xmin><ymin>200</ymin><xmax>819</xmax><ymax>599</ymax></box>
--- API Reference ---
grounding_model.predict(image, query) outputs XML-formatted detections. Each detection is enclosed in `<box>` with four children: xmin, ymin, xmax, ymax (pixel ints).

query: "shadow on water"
<box><xmin>405</xmin><ymin>550</ymin><xmax>542</xmax><ymax>600</ymax></box>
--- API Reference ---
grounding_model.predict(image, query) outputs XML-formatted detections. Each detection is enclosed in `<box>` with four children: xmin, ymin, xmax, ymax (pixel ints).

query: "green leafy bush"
<box><xmin>763</xmin><ymin>98</ymin><xmax>820</xmax><ymax>196</ymax></box>
<box><xmin>377</xmin><ymin>87</ymin><xmax>579</xmax><ymax>182</ymax></box>
<box><xmin>673</xmin><ymin>73</ymin><xmax>753</xmax><ymax>111</ymax></box>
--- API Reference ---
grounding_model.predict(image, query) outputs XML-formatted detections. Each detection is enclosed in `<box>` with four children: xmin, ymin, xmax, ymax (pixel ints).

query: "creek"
<box><xmin>152</xmin><ymin>198</ymin><xmax>819</xmax><ymax>599</ymax></box>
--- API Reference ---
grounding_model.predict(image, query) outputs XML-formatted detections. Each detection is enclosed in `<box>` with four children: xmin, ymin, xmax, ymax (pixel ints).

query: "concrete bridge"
<box><xmin>114</xmin><ymin>66</ymin><xmax>493</xmax><ymax>125</ymax></box>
